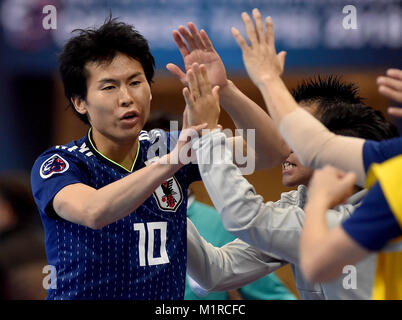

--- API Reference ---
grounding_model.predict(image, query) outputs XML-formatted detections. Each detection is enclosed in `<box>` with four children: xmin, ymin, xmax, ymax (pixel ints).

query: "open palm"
<box><xmin>167</xmin><ymin>22</ymin><xmax>228</xmax><ymax>88</ymax></box>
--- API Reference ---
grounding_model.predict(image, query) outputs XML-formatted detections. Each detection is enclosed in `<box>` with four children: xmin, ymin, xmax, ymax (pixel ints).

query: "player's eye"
<box><xmin>101</xmin><ymin>85</ymin><xmax>115</xmax><ymax>91</ymax></box>
<box><xmin>130</xmin><ymin>81</ymin><xmax>141</xmax><ymax>86</ymax></box>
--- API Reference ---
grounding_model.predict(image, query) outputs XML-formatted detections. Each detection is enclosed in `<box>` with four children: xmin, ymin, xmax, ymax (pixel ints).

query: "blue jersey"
<box><xmin>342</xmin><ymin>182</ymin><xmax>402</xmax><ymax>250</ymax></box>
<box><xmin>362</xmin><ymin>136</ymin><xmax>402</xmax><ymax>172</ymax></box>
<box><xmin>342</xmin><ymin>137</ymin><xmax>402</xmax><ymax>250</ymax></box>
<box><xmin>31</xmin><ymin>129</ymin><xmax>201</xmax><ymax>300</ymax></box>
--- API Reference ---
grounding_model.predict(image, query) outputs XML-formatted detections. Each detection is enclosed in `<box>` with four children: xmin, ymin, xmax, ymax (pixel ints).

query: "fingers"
<box><xmin>388</xmin><ymin>107</ymin><xmax>402</xmax><ymax>118</ymax></box>
<box><xmin>265</xmin><ymin>16</ymin><xmax>275</xmax><ymax>48</ymax></box>
<box><xmin>178</xmin><ymin>25</ymin><xmax>197</xmax><ymax>51</ymax></box>
<box><xmin>377</xmin><ymin>68</ymin><xmax>402</xmax><ymax>103</ymax></box>
<box><xmin>187</xmin><ymin>22</ymin><xmax>206</xmax><ymax>50</ymax></box>
<box><xmin>212</xmin><ymin>85</ymin><xmax>220</xmax><ymax>103</ymax></box>
<box><xmin>192</xmin><ymin>122</ymin><xmax>209</xmax><ymax>132</ymax></box>
<box><xmin>377</xmin><ymin>75</ymin><xmax>402</xmax><ymax>92</ymax></box>
<box><xmin>252</xmin><ymin>8</ymin><xmax>265</xmax><ymax>42</ymax></box>
<box><xmin>233</xmin><ymin>9</ymin><xmax>277</xmax><ymax>52</ymax></box>
<box><xmin>198</xmin><ymin>64</ymin><xmax>212</xmax><ymax>96</ymax></box>
<box><xmin>187</xmin><ymin>68</ymin><xmax>200</xmax><ymax>100</ymax></box>
<box><xmin>343</xmin><ymin>172</ymin><xmax>357</xmax><ymax>187</ymax></box>
<box><xmin>241</xmin><ymin>12</ymin><xmax>258</xmax><ymax>47</ymax></box>
<box><xmin>166</xmin><ymin>63</ymin><xmax>187</xmax><ymax>84</ymax></box>
<box><xmin>172</xmin><ymin>30</ymin><xmax>190</xmax><ymax>57</ymax></box>
<box><xmin>182</xmin><ymin>87</ymin><xmax>195</xmax><ymax>110</ymax></box>
<box><xmin>200</xmin><ymin>29</ymin><xmax>214</xmax><ymax>51</ymax></box>
<box><xmin>182</xmin><ymin>107</ymin><xmax>189</xmax><ymax>129</ymax></box>
<box><xmin>319</xmin><ymin>165</ymin><xmax>356</xmax><ymax>188</ymax></box>
<box><xmin>378</xmin><ymin>85</ymin><xmax>402</xmax><ymax>103</ymax></box>
<box><xmin>386</xmin><ymin>68</ymin><xmax>402</xmax><ymax>81</ymax></box>
<box><xmin>277</xmin><ymin>51</ymin><xmax>287</xmax><ymax>71</ymax></box>
<box><xmin>231</xmin><ymin>27</ymin><xmax>249</xmax><ymax>52</ymax></box>
<box><xmin>187</xmin><ymin>63</ymin><xmax>213</xmax><ymax>98</ymax></box>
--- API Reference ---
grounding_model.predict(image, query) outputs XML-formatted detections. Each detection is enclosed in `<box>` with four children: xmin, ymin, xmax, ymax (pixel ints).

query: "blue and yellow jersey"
<box><xmin>342</xmin><ymin>150</ymin><xmax>402</xmax><ymax>299</ymax></box>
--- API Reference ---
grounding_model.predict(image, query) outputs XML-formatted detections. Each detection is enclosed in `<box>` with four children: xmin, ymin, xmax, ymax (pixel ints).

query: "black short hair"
<box><xmin>292</xmin><ymin>75</ymin><xmax>363</xmax><ymax>108</ymax></box>
<box><xmin>59</xmin><ymin>16</ymin><xmax>155</xmax><ymax>124</ymax></box>
<box><xmin>292</xmin><ymin>75</ymin><xmax>399</xmax><ymax>140</ymax></box>
<box><xmin>320</xmin><ymin>103</ymin><xmax>399</xmax><ymax>141</ymax></box>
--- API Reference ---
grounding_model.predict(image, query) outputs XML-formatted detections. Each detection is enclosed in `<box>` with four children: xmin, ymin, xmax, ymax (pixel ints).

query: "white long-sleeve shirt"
<box><xmin>186</xmin><ymin>130</ymin><xmax>377</xmax><ymax>300</ymax></box>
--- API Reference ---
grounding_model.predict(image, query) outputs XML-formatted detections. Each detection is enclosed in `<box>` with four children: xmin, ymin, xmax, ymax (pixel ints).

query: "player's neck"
<box><xmin>90</xmin><ymin>128</ymin><xmax>139</xmax><ymax>171</ymax></box>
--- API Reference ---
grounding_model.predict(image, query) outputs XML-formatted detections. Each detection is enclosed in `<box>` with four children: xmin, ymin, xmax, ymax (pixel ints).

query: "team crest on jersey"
<box><xmin>40</xmin><ymin>154</ymin><xmax>69</xmax><ymax>179</ymax></box>
<box><xmin>153</xmin><ymin>176</ymin><xmax>183</xmax><ymax>212</ymax></box>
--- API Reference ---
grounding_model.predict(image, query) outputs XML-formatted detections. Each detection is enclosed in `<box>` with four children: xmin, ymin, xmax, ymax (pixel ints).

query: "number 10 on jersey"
<box><xmin>133</xmin><ymin>222</ymin><xmax>170</xmax><ymax>266</ymax></box>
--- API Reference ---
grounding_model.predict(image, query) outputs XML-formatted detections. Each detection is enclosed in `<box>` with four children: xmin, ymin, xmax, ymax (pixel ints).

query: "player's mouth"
<box><xmin>120</xmin><ymin>111</ymin><xmax>140</xmax><ymax>126</ymax></box>
<box><xmin>282</xmin><ymin>161</ymin><xmax>297</xmax><ymax>174</ymax></box>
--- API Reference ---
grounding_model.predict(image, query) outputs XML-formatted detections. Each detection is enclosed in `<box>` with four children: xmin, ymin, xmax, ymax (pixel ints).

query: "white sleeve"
<box><xmin>279</xmin><ymin>108</ymin><xmax>366</xmax><ymax>187</ymax></box>
<box><xmin>186</xmin><ymin>218</ymin><xmax>286</xmax><ymax>291</ymax></box>
<box><xmin>192</xmin><ymin>130</ymin><xmax>355</xmax><ymax>265</ymax></box>
<box><xmin>192</xmin><ymin>131</ymin><xmax>304</xmax><ymax>263</ymax></box>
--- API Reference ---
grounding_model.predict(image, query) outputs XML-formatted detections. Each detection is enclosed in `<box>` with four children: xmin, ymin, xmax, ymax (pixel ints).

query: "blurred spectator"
<box><xmin>0</xmin><ymin>172</ymin><xmax>47</xmax><ymax>299</ymax></box>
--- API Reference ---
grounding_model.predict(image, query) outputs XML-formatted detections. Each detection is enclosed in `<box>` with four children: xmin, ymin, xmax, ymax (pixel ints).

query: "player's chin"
<box><xmin>116</xmin><ymin>126</ymin><xmax>143</xmax><ymax>142</ymax></box>
<box><xmin>282</xmin><ymin>175</ymin><xmax>299</xmax><ymax>188</ymax></box>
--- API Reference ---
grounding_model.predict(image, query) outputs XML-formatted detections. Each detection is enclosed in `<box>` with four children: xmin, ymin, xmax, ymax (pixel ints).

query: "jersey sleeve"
<box><xmin>363</xmin><ymin>137</ymin><xmax>402</xmax><ymax>173</ymax></box>
<box><xmin>342</xmin><ymin>182</ymin><xmax>402</xmax><ymax>251</ymax></box>
<box><xmin>31</xmin><ymin>150</ymin><xmax>89</xmax><ymax>219</ymax></box>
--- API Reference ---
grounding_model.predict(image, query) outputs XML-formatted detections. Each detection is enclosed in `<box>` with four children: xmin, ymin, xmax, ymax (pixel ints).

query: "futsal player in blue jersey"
<box><xmin>31</xmin><ymin>17</ymin><xmax>289</xmax><ymax>300</ymax></box>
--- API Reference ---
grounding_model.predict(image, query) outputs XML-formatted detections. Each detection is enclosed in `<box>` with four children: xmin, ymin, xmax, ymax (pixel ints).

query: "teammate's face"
<box><xmin>75</xmin><ymin>52</ymin><xmax>151</xmax><ymax>145</ymax></box>
<box><xmin>281</xmin><ymin>103</ymin><xmax>317</xmax><ymax>187</ymax></box>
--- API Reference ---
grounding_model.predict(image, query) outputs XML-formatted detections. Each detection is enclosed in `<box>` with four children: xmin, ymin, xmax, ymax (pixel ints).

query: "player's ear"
<box><xmin>71</xmin><ymin>96</ymin><xmax>88</xmax><ymax>115</ymax></box>
<box><xmin>149</xmin><ymin>93</ymin><xmax>152</xmax><ymax>101</ymax></box>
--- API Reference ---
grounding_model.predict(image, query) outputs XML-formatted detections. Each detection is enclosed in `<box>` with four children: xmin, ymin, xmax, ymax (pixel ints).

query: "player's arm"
<box><xmin>167</xmin><ymin>22</ymin><xmax>290</xmax><ymax>170</ymax></box>
<box><xmin>53</xmin><ymin>117</ymin><xmax>207</xmax><ymax>230</ymax></box>
<box><xmin>191</xmin><ymin>128</ymin><xmax>303</xmax><ymax>263</ymax></box>
<box><xmin>187</xmin><ymin>218</ymin><xmax>285</xmax><ymax>291</ymax></box>
<box><xmin>232</xmin><ymin>9</ymin><xmax>367</xmax><ymax>184</ymax></box>
<box><xmin>184</xmin><ymin>63</ymin><xmax>302</xmax><ymax>262</ymax></box>
<box><xmin>300</xmin><ymin>166</ymin><xmax>369</xmax><ymax>282</ymax></box>
<box><xmin>301</xmin><ymin>166</ymin><xmax>402</xmax><ymax>282</ymax></box>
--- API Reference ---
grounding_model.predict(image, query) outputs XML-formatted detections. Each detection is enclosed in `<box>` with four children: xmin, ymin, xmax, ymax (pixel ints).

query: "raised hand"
<box><xmin>168</xmin><ymin>107</ymin><xmax>208</xmax><ymax>166</ymax></box>
<box><xmin>182</xmin><ymin>63</ymin><xmax>220</xmax><ymax>130</ymax></box>
<box><xmin>377</xmin><ymin>68</ymin><xmax>402</xmax><ymax>118</ymax></box>
<box><xmin>167</xmin><ymin>23</ymin><xmax>228</xmax><ymax>88</ymax></box>
<box><xmin>231</xmin><ymin>8</ymin><xmax>286</xmax><ymax>87</ymax></box>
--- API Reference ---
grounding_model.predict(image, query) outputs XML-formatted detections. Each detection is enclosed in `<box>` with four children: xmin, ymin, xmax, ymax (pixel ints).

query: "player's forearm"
<box><xmin>256</xmin><ymin>75</ymin><xmax>299</xmax><ymax>125</ymax></box>
<box><xmin>187</xmin><ymin>219</ymin><xmax>284</xmax><ymax>291</ymax></box>
<box><xmin>279</xmin><ymin>108</ymin><xmax>366</xmax><ymax>186</ymax></box>
<box><xmin>257</xmin><ymin>75</ymin><xmax>367</xmax><ymax>185</ymax></box>
<box><xmin>300</xmin><ymin>199</ymin><xmax>332</xmax><ymax>280</ymax></box>
<box><xmin>86</xmin><ymin>155</ymin><xmax>182</xmax><ymax>229</ymax></box>
<box><xmin>220</xmin><ymin>80</ymin><xmax>290</xmax><ymax>169</ymax></box>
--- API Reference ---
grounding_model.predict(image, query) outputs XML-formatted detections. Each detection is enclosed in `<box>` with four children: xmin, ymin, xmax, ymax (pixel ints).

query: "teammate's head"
<box><xmin>281</xmin><ymin>76</ymin><xmax>399</xmax><ymax>187</ymax></box>
<box><xmin>59</xmin><ymin>16</ymin><xmax>155</xmax><ymax>129</ymax></box>
<box><xmin>319</xmin><ymin>103</ymin><xmax>399</xmax><ymax>141</ymax></box>
<box><xmin>291</xmin><ymin>75</ymin><xmax>362</xmax><ymax>112</ymax></box>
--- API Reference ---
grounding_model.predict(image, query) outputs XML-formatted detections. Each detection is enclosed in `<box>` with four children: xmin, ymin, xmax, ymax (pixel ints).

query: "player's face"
<box><xmin>281</xmin><ymin>103</ymin><xmax>317</xmax><ymax>187</ymax></box>
<box><xmin>78</xmin><ymin>52</ymin><xmax>151</xmax><ymax>144</ymax></box>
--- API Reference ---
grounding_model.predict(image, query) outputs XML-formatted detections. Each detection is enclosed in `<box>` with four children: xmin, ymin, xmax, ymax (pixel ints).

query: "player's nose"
<box><xmin>119</xmin><ymin>86</ymin><xmax>134</xmax><ymax>107</ymax></box>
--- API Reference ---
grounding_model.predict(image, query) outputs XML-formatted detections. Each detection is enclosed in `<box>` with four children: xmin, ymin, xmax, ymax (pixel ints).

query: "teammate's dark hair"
<box><xmin>291</xmin><ymin>75</ymin><xmax>363</xmax><ymax>108</ymax></box>
<box><xmin>292</xmin><ymin>75</ymin><xmax>398</xmax><ymax>140</ymax></box>
<box><xmin>59</xmin><ymin>16</ymin><xmax>155</xmax><ymax>124</ymax></box>
<box><xmin>320</xmin><ymin>103</ymin><xmax>399</xmax><ymax>141</ymax></box>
